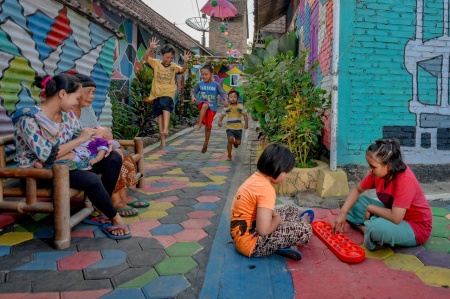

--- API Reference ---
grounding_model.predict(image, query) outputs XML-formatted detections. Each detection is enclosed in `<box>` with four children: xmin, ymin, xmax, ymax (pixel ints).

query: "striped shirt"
<box><xmin>221</xmin><ymin>104</ymin><xmax>247</xmax><ymax>130</ymax></box>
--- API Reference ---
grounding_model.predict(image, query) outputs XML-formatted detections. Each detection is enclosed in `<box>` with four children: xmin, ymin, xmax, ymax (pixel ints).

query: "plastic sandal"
<box><xmin>101</xmin><ymin>224</ymin><xmax>131</xmax><ymax>240</ymax></box>
<box><xmin>299</xmin><ymin>209</ymin><xmax>315</xmax><ymax>223</ymax></box>
<box><xmin>82</xmin><ymin>215</ymin><xmax>111</xmax><ymax>226</ymax></box>
<box><xmin>128</xmin><ymin>198</ymin><xmax>149</xmax><ymax>208</ymax></box>
<box><xmin>275</xmin><ymin>247</ymin><xmax>303</xmax><ymax>261</ymax></box>
<box><xmin>117</xmin><ymin>207</ymin><xmax>139</xmax><ymax>217</ymax></box>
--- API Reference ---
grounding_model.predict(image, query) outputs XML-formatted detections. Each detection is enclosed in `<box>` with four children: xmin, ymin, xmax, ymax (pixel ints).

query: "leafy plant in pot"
<box><xmin>242</xmin><ymin>32</ymin><xmax>330</xmax><ymax>168</ymax></box>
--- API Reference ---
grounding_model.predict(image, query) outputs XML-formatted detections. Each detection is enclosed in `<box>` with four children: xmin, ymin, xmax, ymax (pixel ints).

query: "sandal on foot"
<box><xmin>102</xmin><ymin>224</ymin><xmax>131</xmax><ymax>240</ymax></box>
<box><xmin>136</xmin><ymin>172</ymin><xmax>144</xmax><ymax>181</ymax></box>
<box><xmin>117</xmin><ymin>207</ymin><xmax>138</xmax><ymax>217</ymax></box>
<box><xmin>299</xmin><ymin>209</ymin><xmax>315</xmax><ymax>223</ymax></box>
<box><xmin>275</xmin><ymin>247</ymin><xmax>303</xmax><ymax>261</ymax></box>
<box><xmin>83</xmin><ymin>215</ymin><xmax>111</xmax><ymax>226</ymax></box>
<box><xmin>128</xmin><ymin>198</ymin><xmax>150</xmax><ymax>208</ymax></box>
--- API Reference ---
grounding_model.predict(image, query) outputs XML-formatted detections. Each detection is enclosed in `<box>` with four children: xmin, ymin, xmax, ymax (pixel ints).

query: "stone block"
<box><xmin>316</xmin><ymin>168</ymin><xmax>350</xmax><ymax>197</ymax></box>
<box><xmin>274</xmin><ymin>160</ymin><xmax>328</xmax><ymax>196</ymax></box>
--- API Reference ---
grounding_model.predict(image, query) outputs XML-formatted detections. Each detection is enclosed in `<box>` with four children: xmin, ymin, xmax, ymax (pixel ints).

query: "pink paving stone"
<box><xmin>306</xmin><ymin>235</ymin><xmax>328</xmax><ymax>249</ymax></box>
<box><xmin>156</xmin><ymin>196</ymin><xmax>180</xmax><ymax>202</ymax></box>
<box><xmin>71</xmin><ymin>230</ymin><xmax>94</xmax><ymax>238</ymax></box>
<box><xmin>129</xmin><ymin>219</ymin><xmax>160</xmax><ymax>231</ymax></box>
<box><xmin>0</xmin><ymin>215</ymin><xmax>14</xmax><ymax>228</ymax></box>
<box><xmin>152</xmin><ymin>235</ymin><xmax>177</xmax><ymax>248</ymax></box>
<box><xmin>0</xmin><ymin>295</ymin><xmax>31</xmax><ymax>299</ymax></box>
<box><xmin>330</xmin><ymin>208</ymin><xmax>341</xmax><ymax>215</ymax></box>
<box><xmin>187</xmin><ymin>210</ymin><xmax>214</xmax><ymax>219</ymax></box>
<box><xmin>130</xmin><ymin>230</ymin><xmax>152</xmax><ymax>238</ymax></box>
<box><xmin>61</xmin><ymin>290</ymin><xmax>112</xmax><ymax>299</ymax></box>
<box><xmin>181</xmin><ymin>219</ymin><xmax>212</xmax><ymax>229</ymax></box>
<box><xmin>196</xmin><ymin>196</ymin><xmax>221</xmax><ymax>203</ymax></box>
<box><xmin>20</xmin><ymin>293</ymin><xmax>60</xmax><ymax>299</ymax></box>
<box><xmin>347</xmin><ymin>257</ymin><xmax>388</xmax><ymax>273</ymax></box>
<box><xmin>313</xmin><ymin>208</ymin><xmax>333</xmax><ymax>219</ymax></box>
<box><xmin>58</xmin><ymin>251</ymin><xmax>102</xmax><ymax>270</ymax></box>
<box><xmin>291</xmin><ymin>271</ymin><xmax>354</xmax><ymax>299</ymax></box>
<box><xmin>156</xmin><ymin>178</ymin><xmax>176</xmax><ymax>183</ymax></box>
<box><xmin>173</xmin><ymin>228</ymin><xmax>208</xmax><ymax>242</ymax></box>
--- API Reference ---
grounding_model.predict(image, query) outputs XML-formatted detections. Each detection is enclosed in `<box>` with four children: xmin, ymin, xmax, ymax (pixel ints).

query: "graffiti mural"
<box><xmin>0</xmin><ymin>0</ymin><xmax>117</xmax><ymax>136</ymax></box>
<box><xmin>397</xmin><ymin>0</ymin><xmax>450</xmax><ymax>163</ymax></box>
<box><xmin>291</xmin><ymin>0</ymin><xmax>333</xmax><ymax>149</ymax></box>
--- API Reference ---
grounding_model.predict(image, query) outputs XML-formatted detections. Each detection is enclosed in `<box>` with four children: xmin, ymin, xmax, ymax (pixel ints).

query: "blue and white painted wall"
<box><xmin>290</xmin><ymin>0</ymin><xmax>450</xmax><ymax>165</ymax></box>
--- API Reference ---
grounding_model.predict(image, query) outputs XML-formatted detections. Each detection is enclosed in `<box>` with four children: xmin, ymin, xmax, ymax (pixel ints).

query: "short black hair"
<box><xmin>257</xmin><ymin>143</ymin><xmax>295</xmax><ymax>179</ymax></box>
<box><xmin>160</xmin><ymin>44</ymin><xmax>176</xmax><ymax>55</ymax></box>
<box><xmin>228</xmin><ymin>90</ymin><xmax>239</xmax><ymax>97</ymax></box>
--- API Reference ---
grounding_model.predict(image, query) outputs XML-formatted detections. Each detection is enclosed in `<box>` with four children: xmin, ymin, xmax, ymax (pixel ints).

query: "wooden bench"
<box><xmin>0</xmin><ymin>134</ymin><xmax>144</xmax><ymax>249</ymax></box>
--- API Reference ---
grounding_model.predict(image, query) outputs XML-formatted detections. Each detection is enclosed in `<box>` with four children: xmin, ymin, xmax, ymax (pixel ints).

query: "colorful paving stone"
<box><xmin>116</xmin><ymin>268</ymin><xmax>159</xmax><ymax>289</ymax></box>
<box><xmin>0</xmin><ymin>232</ymin><xmax>33</xmax><ymax>245</ymax></box>
<box><xmin>165</xmin><ymin>242</ymin><xmax>202</xmax><ymax>257</ymax></box>
<box><xmin>150</xmin><ymin>224</ymin><xmax>184</xmax><ymax>236</ymax></box>
<box><xmin>155</xmin><ymin>256</ymin><xmax>198</xmax><ymax>275</ymax></box>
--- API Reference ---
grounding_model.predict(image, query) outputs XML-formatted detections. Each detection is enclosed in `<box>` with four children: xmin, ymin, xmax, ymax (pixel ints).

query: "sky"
<box><xmin>142</xmin><ymin>0</ymin><xmax>254</xmax><ymax>47</ymax></box>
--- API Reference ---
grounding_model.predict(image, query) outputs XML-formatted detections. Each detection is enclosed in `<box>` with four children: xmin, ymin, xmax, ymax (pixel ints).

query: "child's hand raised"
<box><xmin>181</xmin><ymin>50</ymin><xmax>191</xmax><ymax>62</ymax></box>
<box><xmin>149</xmin><ymin>37</ymin><xmax>160</xmax><ymax>50</ymax></box>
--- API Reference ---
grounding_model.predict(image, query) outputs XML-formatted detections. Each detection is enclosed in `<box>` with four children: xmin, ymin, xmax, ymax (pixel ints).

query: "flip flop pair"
<box><xmin>101</xmin><ymin>224</ymin><xmax>131</xmax><ymax>240</ymax></box>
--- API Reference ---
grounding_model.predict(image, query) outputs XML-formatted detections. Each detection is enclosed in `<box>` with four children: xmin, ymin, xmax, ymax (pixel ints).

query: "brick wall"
<box><xmin>209</xmin><ymin>13</ymin><xmax>248</xmax><ymax>55</ymax></box>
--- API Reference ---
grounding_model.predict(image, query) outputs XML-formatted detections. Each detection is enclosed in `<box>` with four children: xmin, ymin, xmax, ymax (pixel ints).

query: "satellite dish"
<box><xmin>186</xmin><ymin>15</ymin><xmax>209</xmax><ymax>46</ymax></box>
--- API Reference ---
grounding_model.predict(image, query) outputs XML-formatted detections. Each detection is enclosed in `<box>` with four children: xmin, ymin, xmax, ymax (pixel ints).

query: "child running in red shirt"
<box><xmin>191</xmin><ymin>63</ymin><xmax>228</xmax><ymax>153</ymax></box>
<box><xmin>332</xmin><ymin>138</ymin><xmax>432</xmax><ymax>250</ymax></box>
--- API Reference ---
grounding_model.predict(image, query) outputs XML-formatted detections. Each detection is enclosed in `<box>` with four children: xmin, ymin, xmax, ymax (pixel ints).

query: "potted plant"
<box><xmin>242</xmin><ymin>32</ymin><xmax>330</xmax><ymax>195</ymax></box>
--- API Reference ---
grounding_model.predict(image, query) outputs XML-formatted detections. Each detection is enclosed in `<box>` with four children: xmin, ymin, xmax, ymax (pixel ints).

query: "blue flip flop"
<box><xmin>101</xmin><ymin>224</ymin><xmax>131</xmax><ymax>240</ymax></box>
<box><xmin>83</xmin><ymin>215</ymin><xmax>111</xmax><ymax>226</ymax></box>
<box><xmin>275</xmin><ymin>247</ymin><xmax>303</xmax><ymax>261</ymax></box>
<box><xmin>299</xmin><ymin>209</ymin><xmax>315</xmax><ymax>223</ymax></box>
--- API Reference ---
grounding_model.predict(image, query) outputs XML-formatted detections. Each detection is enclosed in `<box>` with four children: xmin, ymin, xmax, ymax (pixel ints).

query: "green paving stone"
<box><xmin>117</xmin><ymin>268</ymin><xmax>159</xmax><ymax>289</ymax></box>
<box><xmin>431</xmin><ymin>226</ymin><xmax>450</xmax><ymax>238</ymax></box>
<box><xmin>431</xmin><ymin>207</ymin><xmax>450</xmax><ymax>217</ymax></box>
<box><xmin>155</xmin><ymin>256</ymin><xmax>198</xmax><ymax>275</ymax></box>
<box><xmin>15</xmin><ymin>218</ymin><xmax>52</xmax><ymax>232</ymax></box>
<box><xmin>165</xmin><ymin>242</ymin><xmax>202</xmax><ymax>257</ymax></box>
<box><xmin>422</xmin><ymin>236</ymin><xmax>450</xmax><ymax>252</ymax></box>
<box><xmin>31</xmin><ymin>213</ymin><xmax>50</xmax><ymax>222</ymax></box>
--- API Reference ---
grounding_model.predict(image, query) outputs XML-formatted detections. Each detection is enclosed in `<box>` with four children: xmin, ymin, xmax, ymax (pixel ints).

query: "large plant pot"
<box><xmin>273</xmin><ymin>160</ymin><xmax>328</xmax><ymax>196</ymax></box>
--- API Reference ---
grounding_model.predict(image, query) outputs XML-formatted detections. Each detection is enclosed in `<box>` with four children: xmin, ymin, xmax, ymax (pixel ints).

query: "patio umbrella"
<box><xmin>200</xmin><ymin>0</ymin><xmax>238</xmax><ymax>19</ymax></box>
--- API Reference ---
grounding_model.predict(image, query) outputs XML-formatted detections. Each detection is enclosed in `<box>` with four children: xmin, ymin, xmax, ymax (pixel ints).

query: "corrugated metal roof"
<box><xmin>56</xmin><ymin>0</ymin><xmax>123</xmax><ymax>37</ymax></box>
<box><xmin>254</xmin><ymin>0</ymin><xmax>289</xmax><ymax>31</ymax></box>
<box><xmin>99</xmin><ymin>0</ymin><xmax>213</xmax><ymax>55</ymax></box>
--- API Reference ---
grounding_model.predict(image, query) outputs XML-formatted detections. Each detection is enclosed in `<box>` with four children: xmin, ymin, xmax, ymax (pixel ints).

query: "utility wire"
<box><xmin>195</xmin><ymin>0</ymin><xmax>202</xmax><ymax>18</ymax></box>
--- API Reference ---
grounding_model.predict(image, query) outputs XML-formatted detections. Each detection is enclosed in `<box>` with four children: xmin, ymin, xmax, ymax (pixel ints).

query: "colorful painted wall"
<box><xmin>0</xmin><ymin>0</ymin><xmax>190</xmax><ymax>138</ymax></box>
<box><xmin>291</xmin><ymin>0</ymin><xmax>450</xmax><ymax>166</ymax></box>
<box><xmin>0</xmin><ymin>0</ymin><xmax>116</xmax><ymax>136</ymax></box>
<box><xmin>290</xmin><ymin>0</ymin><xmax>334</xmax><ymax>150</ymax></box>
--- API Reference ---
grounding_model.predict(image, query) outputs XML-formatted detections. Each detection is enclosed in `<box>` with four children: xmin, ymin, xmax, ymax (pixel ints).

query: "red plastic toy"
<box><xmin>312</xmin><ymin>220</ymin><xmax>366</xmax><ymax>263</ymax></box>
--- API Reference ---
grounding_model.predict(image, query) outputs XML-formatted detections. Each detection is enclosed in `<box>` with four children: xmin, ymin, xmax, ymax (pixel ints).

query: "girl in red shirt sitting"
<box><xmin>332</xmin><ymin>138</ymin><xmax>432</xmax><ymax>250</ymax></box>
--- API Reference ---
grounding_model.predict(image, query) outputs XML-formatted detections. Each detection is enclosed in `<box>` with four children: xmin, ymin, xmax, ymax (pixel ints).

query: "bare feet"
<box><xmin>201</xmin><ymin>144</ymin><xmax>208</xmax><ymax>153</ymax></box>
<box><xmin>227</xmin><ymin>154</ymin><xmax>232</xmax><ymax>161</ymax></box>
<box><xmin>160</xmin><ymin>134</ymin><xmax>166</xmax><ymax>149</ymax></box>
<box><xmin>161</xmin><ymin>131</ymin><xmax>169</xmax><ymax>136</ymax></box>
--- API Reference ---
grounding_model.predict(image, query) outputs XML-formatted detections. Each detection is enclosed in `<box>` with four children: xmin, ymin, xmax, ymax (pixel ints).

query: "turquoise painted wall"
<box><xmin>338</xmin><ymin>0</ymin><xmax>416</xmax><ymax>164</ymax></box>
